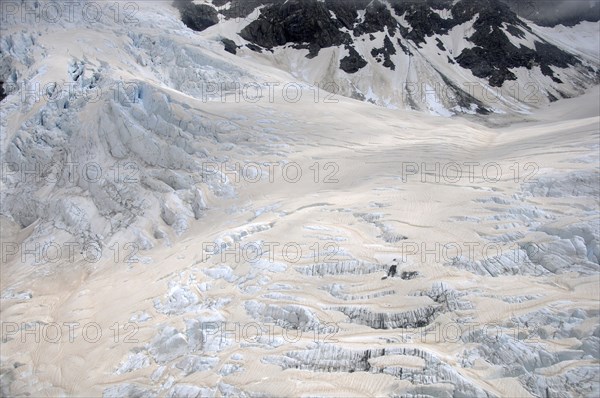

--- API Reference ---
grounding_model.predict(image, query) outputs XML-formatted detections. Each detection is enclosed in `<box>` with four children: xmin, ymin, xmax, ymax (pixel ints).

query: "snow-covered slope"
<box><xmin>182</xmin><ymin>0</ymin><xmax>600</xmax><ymax>116</ymax></box>
<box><xmin>0</xmin><ymin>1</ymin><xmax>599</xmax><ymax>397</ymax></box>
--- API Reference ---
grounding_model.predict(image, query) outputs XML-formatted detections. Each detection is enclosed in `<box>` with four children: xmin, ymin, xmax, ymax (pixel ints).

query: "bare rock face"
<box><xmin>240</xmin><ymin>0</ymin><xmax>353</xmax><ymax>57</ymax></box>
<box><xmin>392</xmin><ymin>0</ymin><xmax>454</xmax><ymax>45</ymax></box>
<box><xmin>371</xmin><ymin>36</ymin><xmax>397</xmax><ymax>70</ymax></box>
<box><xmin>353</xmin><ymin>0</ymin><xmax>399</xmax><ymax>37</ymax></box>
<box><xmin>340</xmin><ymin>46</ymin><xmax>369</xmax><ymax>74</ymax></box>
<box><xmin>453</xmin><ymin>0</ymin><xmax>581</xmax><ymax>86</ymax></box>
<box><xmin>221</xmin><ymin>39</ymin><xmax>238</xmax><ymax>55</ymax></box>
<box><xmin>183</xmin><ymin>0</ymin><xmax>598</xmax><ymax>114</ymax></box>
<box><xmin>172</xmin><ymin>0</ymin><xmax>219</xmax><ymax>32</ymax></box>
<box><xmin>231</xmin><ymin>0</ymin><xmax>590</xmax><ymax>85</ymax></box>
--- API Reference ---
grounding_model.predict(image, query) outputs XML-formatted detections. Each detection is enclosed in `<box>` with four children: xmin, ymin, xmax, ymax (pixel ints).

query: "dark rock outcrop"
<box><xmin>435</xmin><ymin>38</ymin><xmax>446</xmax><ymax>51</ymax></box>
<box><xmin>246</xmin><ymin>43</ymin><xmax>263</xmax><ymax>53</ymax></box>
<box><xmin>453</xmin><ymin>0</ymin><xmax>580</xmax><ymax>86</ymax></box>
<box><xmin>370</xmin><ymin>36</ymin><xmax>397</xmax><ymax>70</ymax></box>
<box><xmin>221</xmin><ymin>38</ymin><xmax>238</xmax><ymax>55</ymax></box>
<box><xmin>217</xmin><ymin>0</ymin><xmax>280</xmax><ymax>20</ymax></box>
<box><xmin>169</xmin><ymin>0</ymin><xmax>595</xmax><ymax>113</ymax></box>
<box><xmin>239</xmin><ymin>0</ymin><xmax>352</xmax><ymax>57</ymax></box>
<box><xmin>173</xmin><ymin>0</ymin><xmax>219</xmax><ymax>32</ymax></box>
<box><xmin>232</xmin><ymin>0</ymin><xmax>586</xmax><ymax>87</ymax></box>
<box><xmin>353</xmin><ymin>0</ymin><xmax>399</xmax><ymax>37</ymax></box>
<box><xmin>393</xmin><ymin>1</ymin><xmax>453</xmax><ymax>46</ymax></box>
<box><xmin>325</xmin><ymin>0</ymin><xmax>370</xmax><ymax>30</ymax></box>
<box><xmin>340</xmin><ymin>46</ymin><xmax>368</xmax><ymax>74</ymax></box>
<box><xmin>0</xmin><ymin>81</ymin><xmax>6</xmax><ymax>102</ymax></box>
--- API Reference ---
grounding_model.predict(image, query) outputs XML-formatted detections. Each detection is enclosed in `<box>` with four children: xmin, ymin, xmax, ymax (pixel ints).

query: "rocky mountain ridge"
<box><xmin>173</xmin><ymin>0</ymin><xmax>599</xmax><ymax>114</ymax></box>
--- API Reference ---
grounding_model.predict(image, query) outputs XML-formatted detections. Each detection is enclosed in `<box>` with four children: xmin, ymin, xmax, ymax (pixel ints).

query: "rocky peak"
<box><xmin>353</xmin><ymin>0</ymin><xmax>399</xmax><ymax>37</ymax></box>
<box><xmin>172</xmin><ymin>0</ymin><xmax>219</xmax><ymax>32</ymax></box>
<box><xmin>172</xmin><ymin>0</ymin><xmax>598</xmax><ymax>114</ymax></box>
<box><xmin>239</xmin><ymin>0</ymin><xmax>352</xmax><ymax>57</ymax></box>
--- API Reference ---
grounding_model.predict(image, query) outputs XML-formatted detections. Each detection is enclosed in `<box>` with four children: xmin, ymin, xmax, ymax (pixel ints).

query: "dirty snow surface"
<box><xmin>0</xmin><ymin>1</ymin><xmax>599</xmax><ymax>397</ymax></box>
